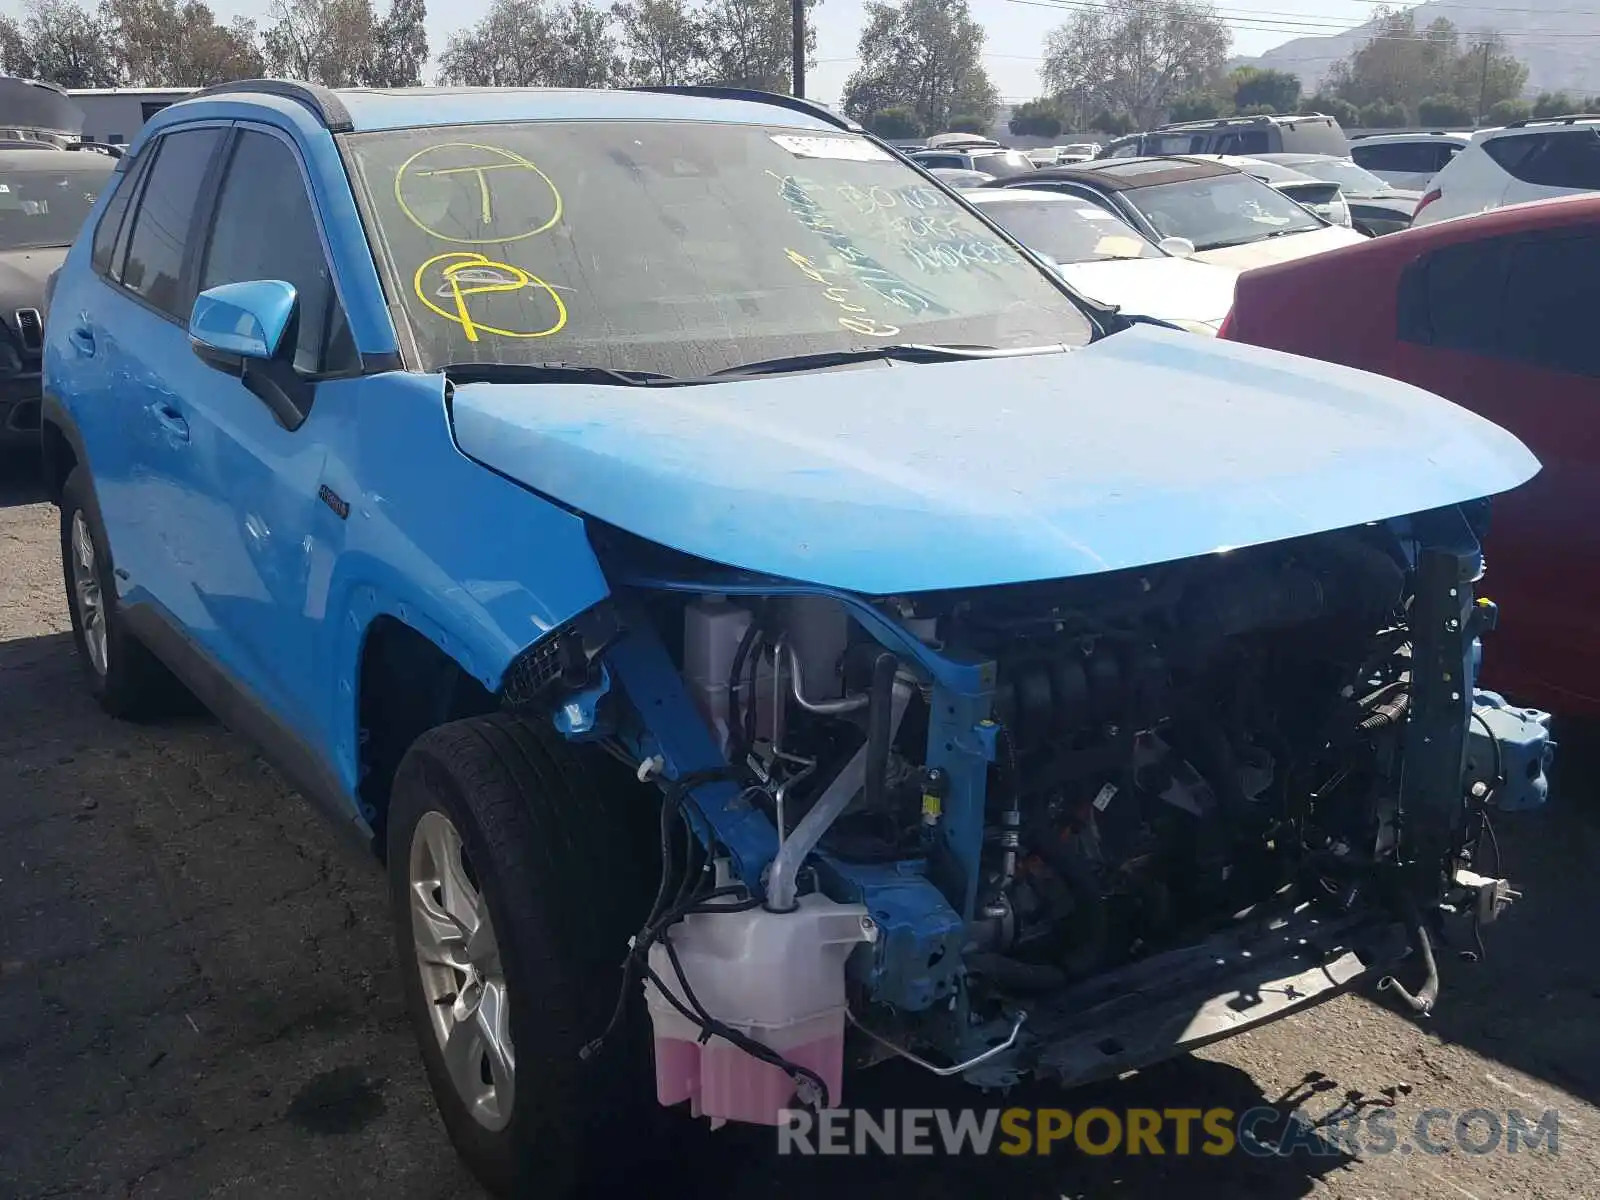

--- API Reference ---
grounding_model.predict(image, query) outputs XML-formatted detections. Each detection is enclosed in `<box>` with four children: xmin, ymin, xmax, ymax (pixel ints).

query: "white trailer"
<box><xmin>66</xmin><ymin>88</ymin><xmax>198</xmax><ymax>146</ymax></box>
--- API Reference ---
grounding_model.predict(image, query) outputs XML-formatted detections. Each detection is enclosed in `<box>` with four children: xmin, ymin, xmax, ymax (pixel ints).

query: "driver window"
<box><xmin>198</xmin><ymin>127</ymin><xmax>358</xmax><ymax>376</ymax></box>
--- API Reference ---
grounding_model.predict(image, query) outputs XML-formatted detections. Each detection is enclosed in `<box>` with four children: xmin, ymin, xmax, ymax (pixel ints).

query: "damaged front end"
<box><xmin>508</xmin><ymin>502</ymin><xmax>1553</xmax><ymax>1123</ymax></box>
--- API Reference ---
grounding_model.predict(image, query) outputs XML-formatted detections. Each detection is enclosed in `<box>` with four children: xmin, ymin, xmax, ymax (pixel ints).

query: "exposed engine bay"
<box><xmin>560</xmin><ymin>512</ymin><xmax>1554</xmax><ymax>1125</ymax></box>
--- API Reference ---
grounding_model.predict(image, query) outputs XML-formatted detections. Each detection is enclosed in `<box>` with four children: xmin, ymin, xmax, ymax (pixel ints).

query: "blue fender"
<box><xmin>312</xmin><ymin>371</ymin><xmax>612</xmax><ymax>806</ymax></box>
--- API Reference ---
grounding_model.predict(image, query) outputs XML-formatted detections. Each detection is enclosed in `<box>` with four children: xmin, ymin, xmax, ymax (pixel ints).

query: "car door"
<box><xmin>172</xmin><ymin>123</ymin><xmax>364</xmax><ymax>741</ymax></box>
<box><xmin>57</xmin><ymin>124</ymin><xmax>227</xmax><ymax>626</ymax></box>
<box><xmin>1393</xmin><ymin>228</ymin><xmax>1600</xmax><ymax>709</ymax></box>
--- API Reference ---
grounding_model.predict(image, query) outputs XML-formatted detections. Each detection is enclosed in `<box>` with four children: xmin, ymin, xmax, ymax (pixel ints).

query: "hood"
<box><xmin>0</xmin><ymin>247</ymin><xmax>66</xmax><ymax>309</ymax></box>
<box><xmin>1193</xmin><ymin>223</ymin><xmax>1368</xmax><ymax>271</ymax></box>
<box><xmin>449</xmin><ymin>325</ymin><xmax>1539</xmax><ymax>596</ymax></box>
<box><xmin>1057</xmin><ymin>257</ymin><xmax>1238</xmax><ymax>329</ymax></box>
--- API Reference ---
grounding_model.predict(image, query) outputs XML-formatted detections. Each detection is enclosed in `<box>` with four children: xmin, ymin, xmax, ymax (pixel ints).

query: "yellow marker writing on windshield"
<box><xmin>412</xmin><ymin>251</ymin><xmax>568</xmax><ymax>342</ymax></box>
<box><xmin>395</xmin><ymin>143</ymin><xmax>564</xmax><ymax>244</ymax></box>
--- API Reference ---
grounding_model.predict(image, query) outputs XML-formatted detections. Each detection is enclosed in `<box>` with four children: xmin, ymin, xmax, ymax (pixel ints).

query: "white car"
<box><xmin>1181</xmin><ymin>154</ymin><xmax>1355</xmax><ymax>228</ymax></box>
<box><xmin>989</xmin><ymin>156</ymin><xmax>1368</xmax><ymax>271</ymax></box>
<box><xmin>1349</xmin><ymin>131</ymin><xmax>1472</xmax><ymax>191</ymax></box>
<box><xmin>963</xmin><ymin>187</ymin><xmax>1240</xmax><ymax>334</ymax></box>
<box><xmin>1054</xmin><ymin>142</ymin><xmax>1101</xmax><ymax>163</ymax></box>
<box><xmin>1411</xmin><ymin>117</ymin><xmax>1600</xmax><ymax>226</ymax></box>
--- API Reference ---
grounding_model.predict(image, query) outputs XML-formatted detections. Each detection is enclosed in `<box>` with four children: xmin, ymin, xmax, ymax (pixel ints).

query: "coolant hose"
<box><xmin>1379</xmin><ymin>894</ymin><xmax>1440</xmax><ymax>1016</ymax></box>
<box><xmin>862</xmin><ymin>652</ymin><xmax>897</xmax><ymax>815</ymax></box>
<box><xmin>765</xmin><ymin>653</ymin><xmax>906</xmax><ymax>913</ymax></box>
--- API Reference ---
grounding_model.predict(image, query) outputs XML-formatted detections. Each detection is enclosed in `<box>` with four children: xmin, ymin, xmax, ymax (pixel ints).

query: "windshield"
<box><xmin>344</xmin><ymin>121</ymin><xmax>1093</xmax><ymax>376</ymax></box>
<box><xmin>1287</xmin><ymin>158</ymin><xmax>1389</xmax><ymax>193</ymax></box>
<box><xmin>974</xmin><ymin>196</ymin><xmax>1161</xmax><ymax>263</ymax></box>
<box><xmin>0</xmin><ymin>161</ymin><xmax>113</xmax><ymax>249</ymax></box>
<box><xmin>1120</xmin><ymin>173</ymin><xmax>1324</xmax><ymax>250</ymax></box>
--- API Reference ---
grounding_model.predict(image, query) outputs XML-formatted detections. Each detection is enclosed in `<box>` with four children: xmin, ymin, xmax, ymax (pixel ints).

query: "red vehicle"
<box><xmin>1220</xmin><ymin>194</ymin><xmax>1600</xmax><ymax>715</ymax></box>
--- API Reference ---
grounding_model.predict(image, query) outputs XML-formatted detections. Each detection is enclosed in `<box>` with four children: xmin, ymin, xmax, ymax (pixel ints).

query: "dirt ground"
<box><xmin>2</xmin><ymin>453</ymin><xmax>1595</xmax><ymax>1199</ymax></box>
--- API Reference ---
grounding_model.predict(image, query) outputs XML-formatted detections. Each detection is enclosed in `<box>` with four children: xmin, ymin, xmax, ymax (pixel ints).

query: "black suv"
<box><xmin>1099</xmin><ymin>113</ymin><xmax>1350</xmax><ymax>160</ymax></box>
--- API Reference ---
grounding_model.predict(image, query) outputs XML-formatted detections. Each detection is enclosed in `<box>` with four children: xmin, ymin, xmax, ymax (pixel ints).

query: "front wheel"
<box><xmin>387</xmin><ymin>714</ymin><xmax>672</xmax><ymax>1197</ymax></box>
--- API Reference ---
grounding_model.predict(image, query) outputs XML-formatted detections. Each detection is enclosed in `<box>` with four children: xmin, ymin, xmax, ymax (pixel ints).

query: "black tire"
<box><xmin>58</xmin><ymin>466</ymin><xmax>191</xmax><ymax>720</ymax></box>
<box><xmin>387</xmin><ymin>713</ymin><xmax>682</xmax><ymax>1198</ymax></box>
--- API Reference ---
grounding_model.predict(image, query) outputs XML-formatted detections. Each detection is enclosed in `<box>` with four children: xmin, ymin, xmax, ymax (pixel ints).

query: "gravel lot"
<box><xmin>2</xmin><ymin>452</ymin><xmax>1595</xmax><ymax>1200</ymax></box>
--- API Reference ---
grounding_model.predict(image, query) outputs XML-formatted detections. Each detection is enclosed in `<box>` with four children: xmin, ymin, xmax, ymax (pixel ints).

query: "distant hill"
<box><xmin>1231</xmin><ymin>0</ymin><xmax>1600</xmax><ymax>99</ymax></box>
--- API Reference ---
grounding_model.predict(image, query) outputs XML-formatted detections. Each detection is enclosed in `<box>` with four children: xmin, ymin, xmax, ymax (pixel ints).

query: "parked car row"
<box><xmin>1219</xmin><ymin>190</ymin><xmax>1600</xmax><ymax>715</ymax></box>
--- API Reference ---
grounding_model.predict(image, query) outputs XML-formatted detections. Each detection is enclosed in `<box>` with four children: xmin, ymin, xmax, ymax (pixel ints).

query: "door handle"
<box><xmin>149</xmin><ymin>402</ymin><xmax>189</xmax><ymax>442</ymax></box>
<box><xmin>69</xmin><ymin>326</ymin><xmax>96</xmax><ymax>357</ymax></box>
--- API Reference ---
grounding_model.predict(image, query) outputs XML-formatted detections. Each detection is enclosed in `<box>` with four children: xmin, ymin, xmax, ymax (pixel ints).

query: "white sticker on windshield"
<box><xmin>0</xmin><ymin>185</ymin><xmax>9</xmax><ymax>193</ymax></box>
<box><xmin>770</xmin><ymin>134</ymin><xmax>892</xmax><ymax>162</ymax></box>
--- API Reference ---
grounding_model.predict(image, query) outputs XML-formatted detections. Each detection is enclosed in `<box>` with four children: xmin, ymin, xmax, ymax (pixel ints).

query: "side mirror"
<box><xmin>1158</xmin><ymin>236</ymin><xmax>1197</xmax><ymax>258</ymax></box>
<box><xmin>189</xmin><ymin>280</ymin><xmax>297</xmax><ymax>369</ymax></box>
<box><xmin>188</xmin><ymin>279</ymin><xmax>312</xmax><ymax>431</ymax></box>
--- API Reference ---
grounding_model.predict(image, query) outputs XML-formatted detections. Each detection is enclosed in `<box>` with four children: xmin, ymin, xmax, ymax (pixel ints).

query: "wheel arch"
<box><xmin>39</xmin><ymin>393</ymin><xmax>86</xmax><ymax>506</ymax></box>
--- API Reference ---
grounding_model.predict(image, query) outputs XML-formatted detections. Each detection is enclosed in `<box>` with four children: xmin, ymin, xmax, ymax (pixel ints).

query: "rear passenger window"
<box><xmin>120</xmin><ymin>127</ymin><xmax>223</xmax><ymax>318</ymax></box>
<box><xmin>90</xmin><ymin>160</ymin><xmax>141</xmax><ymax>278</ymax></box>
<box><xmin>1400</xmin><ymin>240</ymin><xmax>1504</xmax><ymax>351</ymax></box>
<box><xmin>1353</xmin><ymin>142</ymin><xmax>1438</xmax><ymax>173</ymax></box>
<box><xmin>1215</xmin><ymin>130</ymin><xmax>1269</xmax><ymax>155</ymax></box>
<box><xmin>1487</xmin><ymin>129</ymin><xmax>1600</xmax><ymax>190</ymax></box>
<box><xmin>198</xmin><ymin>128</ymin><xmax>357</xmax><ymax>376</ymax></box>
<box><xmin>1501</xmin><ymin>234</ymin><xmax>1600</xmax><ymax>377</ymax></box>
<box><xmin>1400</xmin><ymin>232</ymin><xmax>1600</xmax><ymax>378</ymax></box>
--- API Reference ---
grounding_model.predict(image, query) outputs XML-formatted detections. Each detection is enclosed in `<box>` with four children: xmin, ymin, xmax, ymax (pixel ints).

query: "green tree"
<box><xmin>1486</xmin><ymin>98</ymin><xmax>1531</xmax><ymax>124</ymax></box>
<box><xmin>948</xmin><ymin>112</ymin><xmax>989</xmax><ymax>134</ymax></box>
<box><xmin>1230</xmin><ymin>66</ymin><xmax>1300</xmax><ymax>113</ymax></box>
<box><xmin>1301</xmin><ymin>93</ymin><xmax>1360</xmax><ymax>128</ymax></box>
<box><xmin>1168</xmin><ymin>90</ymin><xmax>1224</xmax><ymax>122</ymax></box>
<box><xmin>1532</xmin><ymin>91</ymin><xmax>1576</xmax><ymax>118</ymax></box>
<box><xmin>262</xmin><ymin>0</ymin><xmax>380</xmax><ymax>86</ymax></box>
<box><xmin>1009</xmin><ymin>97</ymin><xmax>1063</xmax><ymax>138</ymax></box>
<box><xmin>701</xmin><ymin>0</ymin><xmax>809</xmax><ymax>92</ymax></box>
<box><xmin>610</xmin><ymin>0</ymin><xmax>706</xmax><ymax>86</ymax></box>
<box><xmin>867</xmin><ymin>105</ymin><xmax>921</xmax><ymax>138</ymax></box>
<box><xmin>4</xmin><ymin>0</ymin><xmax>121</xmax><ymax>85</ymax></box>
<box><xmin>439</xmin><ymin>0</ymin><xmax>622</xmax><ymax>87</ymax></box>
<box><xmin>1041</xmin><ymin>0</ymin><xmax>1229</xmax><ymax>130</ymax></box>
<box><xmin>1417</xmin><ymin>93</ymin><xmax>1473</xmax><ymax>126</ymax></box>
<box><xmin>1360</xmin><ymin>99</ymin><xmax>1409</xmax><ymax>129</ymax></box>
<box><xmin>1326</xmin><ymin>10</ymin><xmax>1524</xmax><ymax>115</ymax></box>
<box><xmin>841</xmin><ymin>0</ymin><xmax>997</xmax><ymax>134</ymax></box>
<box><xmin>368</xmin><ymin>0</ymin><xmax>427</xmax><ymax>86</ymax></box>
<box><xmin>103</xmin><ymin>0</ymin><xmax>266</xmax><ymax>85</ymax></box>
<box><xmin>1090</xmin><ymin>107</ymin><xmax>1135</xmax><ymax>135</ymax></box>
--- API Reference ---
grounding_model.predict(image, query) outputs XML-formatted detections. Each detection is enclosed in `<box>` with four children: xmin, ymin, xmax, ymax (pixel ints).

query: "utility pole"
<box><xmin>1477</xmin><ymin>40</ymin><xmax>1491</xmax><ymax>125</ymax></box>
<box><xmin>792</xmin><ymin>0</ymin><xmax>806</xmax><ymax>98</ymax></box>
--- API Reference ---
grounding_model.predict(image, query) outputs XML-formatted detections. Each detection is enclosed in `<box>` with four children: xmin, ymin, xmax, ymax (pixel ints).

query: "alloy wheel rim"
<box><xmin>409</xmin><ymin>810</ymin><xmax>515</xmax><ymax>1131</ymax></box>
<box><xmin>69</xmin><ymin>511</ymin><xmax>108</xmax><ymax>678</ymax></box>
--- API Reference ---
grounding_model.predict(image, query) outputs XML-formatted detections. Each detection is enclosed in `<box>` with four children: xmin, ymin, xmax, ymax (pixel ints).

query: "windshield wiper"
<box><xmin>708</xmin><ymin>343</ymin><xmax>1012</xmax><ymax>378</ymax></box>
<box><xmin>442</xmin><ymin>361</ymin><xmax>680</xmax><ymax>387</ymax></box>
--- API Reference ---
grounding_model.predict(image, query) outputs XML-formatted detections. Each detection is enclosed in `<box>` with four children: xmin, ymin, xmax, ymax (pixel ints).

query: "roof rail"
<box><xmin>1503</xmin><ymin>113</ymin><xmax>1600</xmax><ymax>128</ymax></box>
<box><xmin>180</xmin><ymin>78</ymin><xmax>353</xmax><ymax>133</ymax></box>
<box><xmin>624</xmin><ymin>85</ymin><xmax>861</xmax><ymax>132</ymax></box>
<box><xmin>1156</xmin><ymin>112</ymin><xmax>1328</xmax><ymax>131</ymax></box>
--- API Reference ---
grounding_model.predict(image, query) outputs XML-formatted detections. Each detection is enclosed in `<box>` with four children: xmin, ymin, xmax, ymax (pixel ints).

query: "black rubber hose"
<box><xmin>1379</xmin><ymin>894</ymin><xmax>1441</xmax><ymax>1016</ymax></box>
<box><xmin>863</xmin><ymin>652</ymin><xmax>898</xmax><ymax>814</ymax></box>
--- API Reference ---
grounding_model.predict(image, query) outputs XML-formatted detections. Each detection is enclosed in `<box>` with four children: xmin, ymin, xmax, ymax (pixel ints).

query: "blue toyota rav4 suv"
<box><xmin>41</xmin><ymin>80</ymin><xmax>1551</xmax><ymax>1195</ymax></box>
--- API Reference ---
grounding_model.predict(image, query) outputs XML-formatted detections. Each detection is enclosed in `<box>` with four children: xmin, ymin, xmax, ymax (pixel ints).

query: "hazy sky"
<box><xmin>3</xmin><ymin>0</ymin><xmax>1384</xmax><ymax>107</ymax></box>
